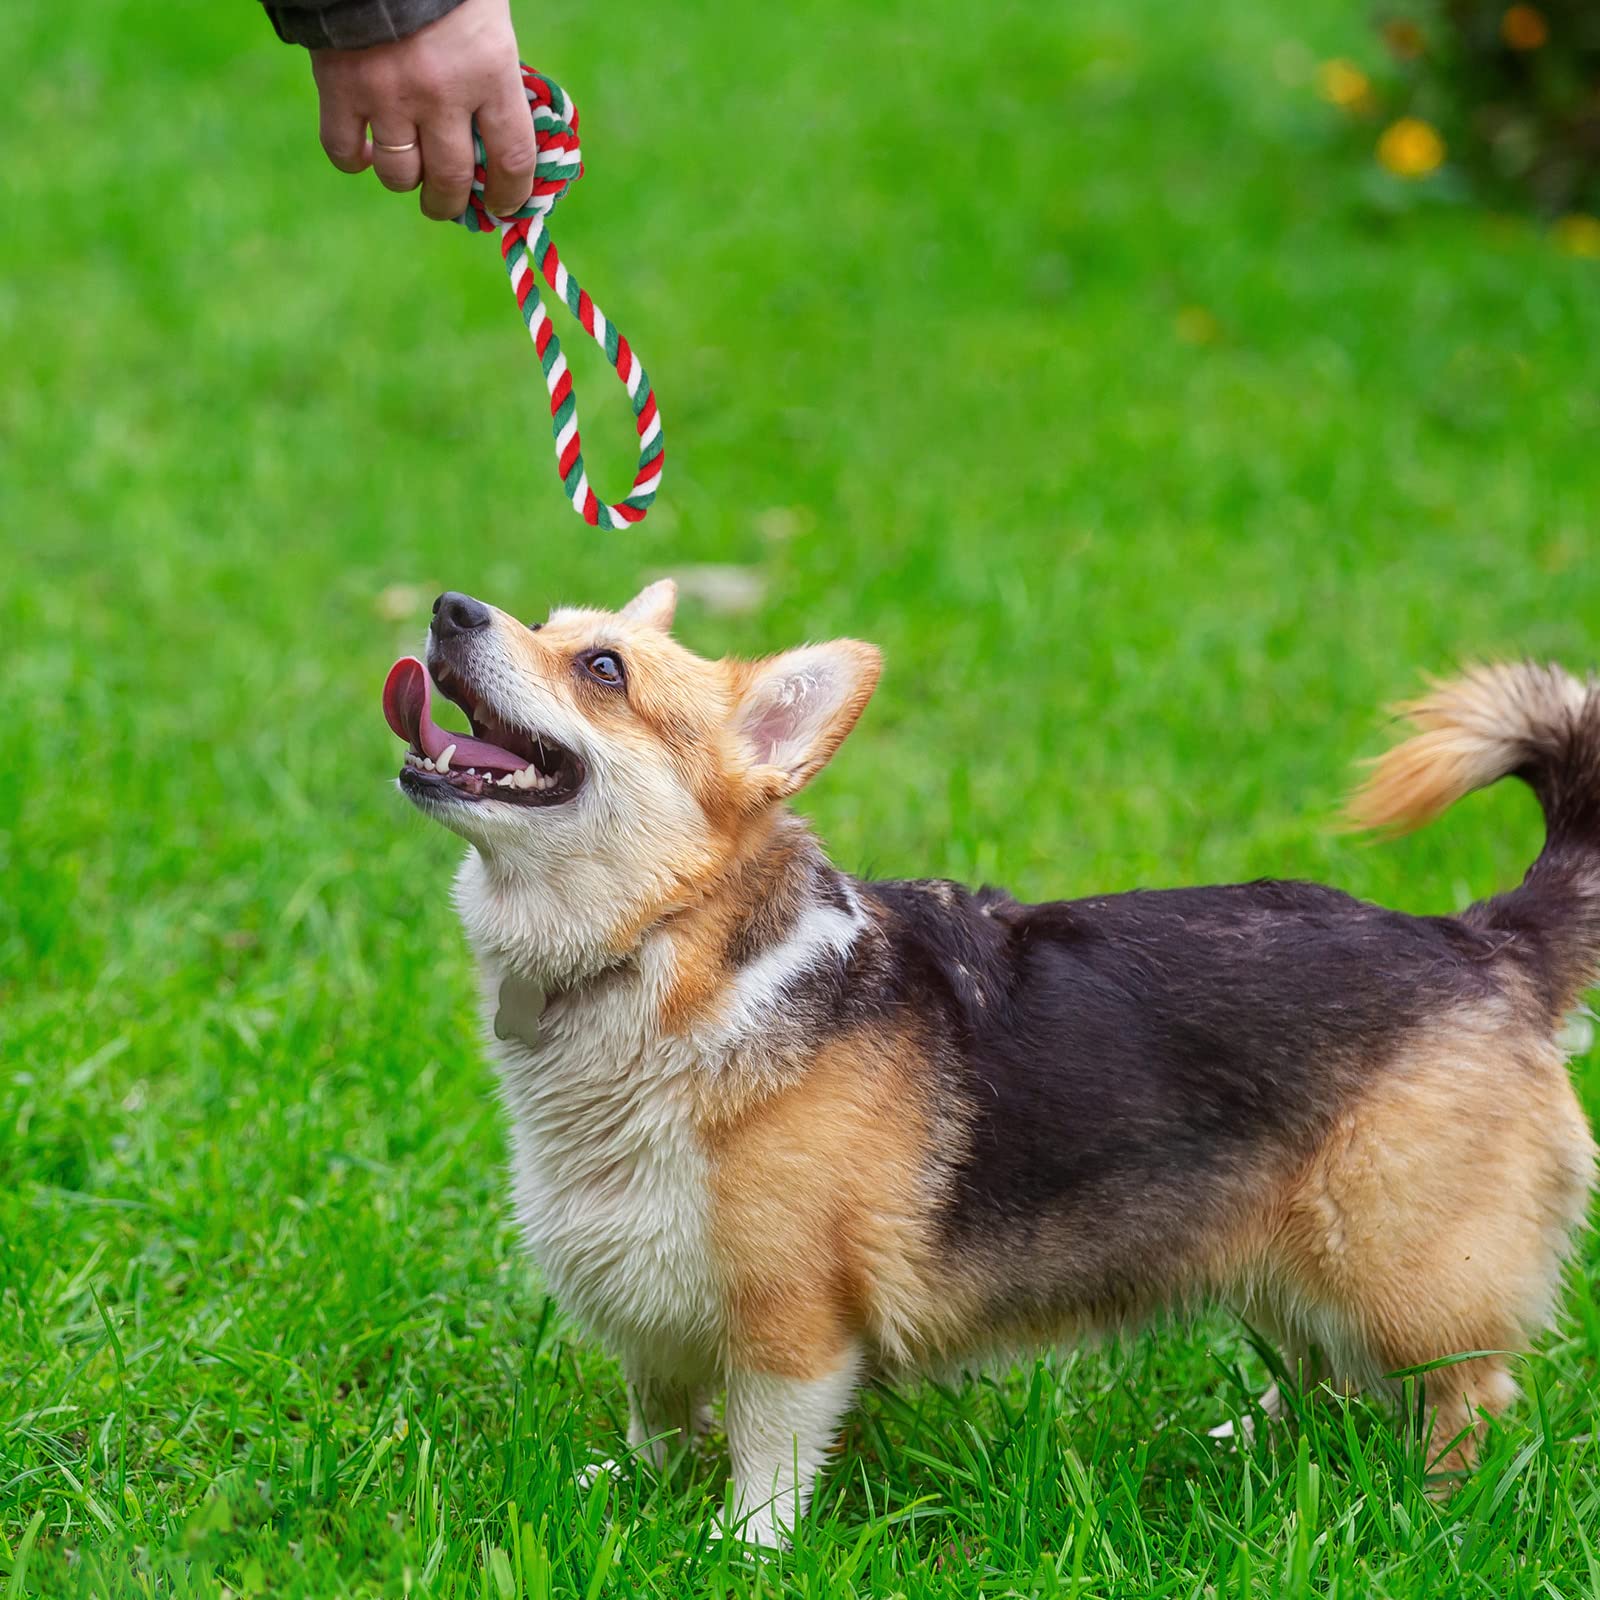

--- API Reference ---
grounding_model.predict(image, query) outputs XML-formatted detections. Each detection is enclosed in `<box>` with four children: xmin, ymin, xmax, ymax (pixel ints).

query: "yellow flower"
<box><xmin>1377</xmin><ymin>117</ymin><xmax>1445</xmax><ymax>178</ymax></box>
<box><xmin>1501</xmin><ymin>5</ymin><xmax>1549</xmax><ymax>50</ymax></box>
<box><xmin>1317</xmin><ymin>58</ymin><xmax>1374</xmax><ymax>113</ymax></box>
<box><xmin>1553</xmin><ymin>214</ymin><xmax>1600</xmax><ymax>259</ymax></box>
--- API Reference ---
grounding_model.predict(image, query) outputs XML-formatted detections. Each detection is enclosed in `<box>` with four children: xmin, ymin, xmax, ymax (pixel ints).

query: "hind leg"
<box><xmin>1270</xmin><ymin>1023</ymin><xmax>1594</xmax><ymax>1477</ymax></box>
<box><xmin>1230</xmin><ymin>1279</ymin><xmax>1512</xmax><ymax>1463</ymax></box>
<box><xmin>627</xmin><ymin>1370</ymin><xmax>711</xmax><ymax>1469</ymax></box>
<box><xmin>1410</xmin><ymin>1354</ymin><xmax>1520</xmax><ymax>1476</ymax></box>
<box><xmin>1213</xmin><ymin>1291</ymin><xmax>1360</xmax><ymax>1442</ymax></box>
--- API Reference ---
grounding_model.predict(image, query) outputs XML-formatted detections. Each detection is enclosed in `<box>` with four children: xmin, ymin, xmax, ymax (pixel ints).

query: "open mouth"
<box><xmin>382</xmin><ymin>656</ymin><xmax>585</xmax><ymax>806</ymax></box>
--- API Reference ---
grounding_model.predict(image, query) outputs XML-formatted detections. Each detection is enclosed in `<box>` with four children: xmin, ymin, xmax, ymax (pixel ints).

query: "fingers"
<box><xmin>370</xmin><ymin>123</ymin><xmax>423</xmax><ymax>193</ymax></box>
<box><xmin>306</xmin><ymin>0</ymin><xmax>528</xmax><ymax>220</ymax></box>
<box><xmin>476</xmin><ymin>73</ymin><xmax>538</xmax><ymax>216</ymax></box>
<box><xmin>418</xmin><ymin>114</ymin><xmax>478</xmax><ymax>220</ymax></box>
<box><xmin>319</xmin><ymin>100</ymin><xmax>371</xmax><ymax>175</ymax></box>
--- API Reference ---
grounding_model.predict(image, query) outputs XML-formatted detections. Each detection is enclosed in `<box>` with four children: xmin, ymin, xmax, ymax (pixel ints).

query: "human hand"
<box><xmin>310</xmin><ymin>0</ymin><xmax>537</xmax><ymax>220</ymax></box>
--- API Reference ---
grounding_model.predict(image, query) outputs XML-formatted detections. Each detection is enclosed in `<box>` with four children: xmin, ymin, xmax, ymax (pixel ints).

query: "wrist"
<box><xmin>265</xmin><ymin>0</ymin><xmax>467</xmax><ymax>51</ymax></box>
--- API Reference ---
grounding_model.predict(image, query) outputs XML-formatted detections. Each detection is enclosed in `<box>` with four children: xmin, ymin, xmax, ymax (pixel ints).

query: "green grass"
<box><xmin>5</xmin><ymin>0</ymin><xmax>1600</xmax><ymax>1592</ymax></box>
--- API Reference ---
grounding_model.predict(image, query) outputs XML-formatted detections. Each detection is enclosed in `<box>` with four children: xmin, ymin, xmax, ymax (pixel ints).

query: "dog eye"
<box><xmin>581</xmin><ymin>651</ymin><xmax>625</xmax><ymax>686</ymax></box>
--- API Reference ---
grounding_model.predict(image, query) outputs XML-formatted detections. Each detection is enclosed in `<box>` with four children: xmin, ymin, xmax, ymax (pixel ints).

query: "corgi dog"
<box><xmin>383</xmin><ymin>581</ymin><xmax>1595</xmax><ymax>1544</ymax></box>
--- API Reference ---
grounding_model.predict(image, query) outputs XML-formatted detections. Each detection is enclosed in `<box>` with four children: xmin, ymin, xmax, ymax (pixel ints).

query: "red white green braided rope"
<box><xmin>455</xmin><ymin>68</ymin><xmax>663</xmax><ymax>530</ymax></box>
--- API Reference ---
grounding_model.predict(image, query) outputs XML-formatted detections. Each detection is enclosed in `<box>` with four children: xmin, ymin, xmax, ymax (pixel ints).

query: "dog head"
<box><xmin>383</xmin><ymin>580</ymin><xmax>881</xmax><ymax>977</ymax></box>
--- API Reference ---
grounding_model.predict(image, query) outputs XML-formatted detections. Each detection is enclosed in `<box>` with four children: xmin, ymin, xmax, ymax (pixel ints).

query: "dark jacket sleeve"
<box><xmin>262</xmin><ymin>0</ymin><xmax>467</xmax><ymax>49</ymax></box>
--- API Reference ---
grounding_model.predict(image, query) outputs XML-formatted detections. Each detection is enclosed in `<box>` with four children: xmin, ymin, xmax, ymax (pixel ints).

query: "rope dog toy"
<box><xmin>455</xmin><ymin>68</ymin><xmax>663</xmax><ymax>529</ymax></box>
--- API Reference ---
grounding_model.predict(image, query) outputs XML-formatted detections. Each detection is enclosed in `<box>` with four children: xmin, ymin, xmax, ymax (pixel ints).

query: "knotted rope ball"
<box><xmin>455</xmin><ymin>69</ymin><xmax>663</xmax><ymax>530</ymax></box>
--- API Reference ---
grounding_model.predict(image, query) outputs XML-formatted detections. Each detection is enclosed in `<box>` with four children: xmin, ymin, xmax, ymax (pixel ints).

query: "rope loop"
<box><xmin>454</xmin><ymin>69</ymin><xmax>663</xmax><ymax>529</ymax></box>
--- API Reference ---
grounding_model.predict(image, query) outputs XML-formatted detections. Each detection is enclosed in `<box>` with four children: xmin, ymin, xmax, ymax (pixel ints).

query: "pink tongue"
<box><xmin>381</xmin><ymin>657</ymin><xmax>529</xmax><ymax>774</ymax></box>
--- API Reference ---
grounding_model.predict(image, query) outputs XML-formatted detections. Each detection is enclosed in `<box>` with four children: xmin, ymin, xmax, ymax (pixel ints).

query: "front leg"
<box><xmin>627</xmin><ymin>1369</ymin><xmax>709</xmax><ymax>1470</ymax></box>
<box><xmin>724</xmin><ymin>1346</ymin><xmax>862</xmax><ymax>1546</ymax></box>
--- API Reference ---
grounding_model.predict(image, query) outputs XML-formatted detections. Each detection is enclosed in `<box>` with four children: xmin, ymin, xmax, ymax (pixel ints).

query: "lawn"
<box><xmin>5</xmin><ymin>0</ymin><xmax>1600</xmax><ymax>1593</ymax></box>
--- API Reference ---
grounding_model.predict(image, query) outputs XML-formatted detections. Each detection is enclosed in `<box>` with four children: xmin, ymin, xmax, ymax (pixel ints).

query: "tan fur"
<box><xmin>494</xmin><ymin>603</ymin><xmax>882</xmax><ymax>964</ymax></box>
<box><xmin>655</xmin><ymin>899</ymin><xmax>743</xmax><ymax>1037</ymax></box>
<box><xmin>506</xmin><ymin>609</ymin><xmax>881</xmax><ymax>824</ymax></box>
<box><xmin>1257</xmin><ymin>1002</ymin><xmax>1595</xmax><ymax>1469</ymax></box>
<box><xmin>1348</xmin><ymin>661</ymin><xmax>1588</xmax><ymax>834</ymax></box>
<box><xmin>505</xmin><ymin>605</ymin><xmax>742</xmax><ymax>823</ymax></box>
<box><xmin>408</xmin><ymin>588</ymin><xmax>1600</xmax><ymax>1529</ymax></box>
<box><xmin>655</xmin><ymin>817</ymin><xmax>814</xmax><ymax>1034</ymax></box>
<box><xmin>699</xmin><ymin>1028</ymin><xmax>970</xmax><ymax>1377</ymax></box>
<box><xmin>727</xmin><ymin>643</ymin><xmax>884</xmax><ymax>801</ymax></box>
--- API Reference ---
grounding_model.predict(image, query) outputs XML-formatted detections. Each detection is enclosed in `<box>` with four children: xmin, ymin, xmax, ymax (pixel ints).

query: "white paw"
<box><xmin>1207</xmin><ymin>1413</ymin><xmax>1258</xmax><ymax>1445</ymax></box>
<box><xmin>576</xmin><ymin>1457</ymin><xmax>623</xmax><ymax>1490</ymax></box>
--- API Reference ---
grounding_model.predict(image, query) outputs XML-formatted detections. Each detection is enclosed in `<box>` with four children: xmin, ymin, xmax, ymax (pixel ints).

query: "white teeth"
<box><xmin>434</xmin><ymin>756</ymin><xmax>563</xmax><ymax>792</ymax></box>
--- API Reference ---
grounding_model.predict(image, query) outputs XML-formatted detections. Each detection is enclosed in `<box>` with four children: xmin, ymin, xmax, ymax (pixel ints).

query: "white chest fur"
<box><xmin>475</xmin><ymin>949</ymin><xmax>723</xmax><ymax>1378</ymax></box>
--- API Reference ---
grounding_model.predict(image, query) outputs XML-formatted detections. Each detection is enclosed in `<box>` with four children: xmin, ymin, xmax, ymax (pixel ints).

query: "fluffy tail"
<box><xmin>1348</xmin><ymin>661</ymin><xmax>1600</xmax><ymax>1013</ymax></box>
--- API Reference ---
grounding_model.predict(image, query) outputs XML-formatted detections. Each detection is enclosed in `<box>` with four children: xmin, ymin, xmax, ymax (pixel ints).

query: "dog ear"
<box><xmin>621</xmin><ymin>578</ymin><xmax>677</xmax><ymax>631</ymax></box>
<box><xmin>732</xmin><ymin>641</ymin><xmax>882</xmax><ymax>799</ymax></box>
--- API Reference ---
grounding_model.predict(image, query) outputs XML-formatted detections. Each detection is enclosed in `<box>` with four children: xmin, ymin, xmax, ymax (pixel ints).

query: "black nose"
<box><xmin>431</xmin><ymin>591</ymin><xmax>492</xmax><ymax>638</ymax></box>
